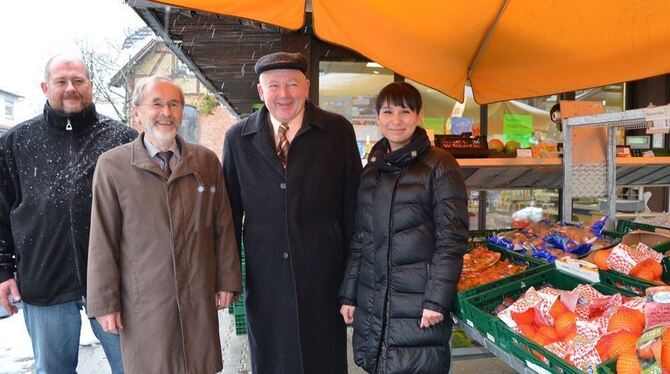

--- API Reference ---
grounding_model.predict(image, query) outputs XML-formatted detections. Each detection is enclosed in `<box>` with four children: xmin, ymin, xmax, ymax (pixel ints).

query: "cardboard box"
<box><xmin>621</xmin><ymin>230</ymin><xmax>670</xmax><ymax>248</ymax></box>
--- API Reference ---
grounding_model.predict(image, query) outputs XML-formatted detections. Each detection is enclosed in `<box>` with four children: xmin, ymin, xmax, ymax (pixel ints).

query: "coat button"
<box><xmin>282</xmin><ymin>252</ymin><xmax>289</xmax><ymax>259</ymax></box>
<box><xmin>280</xmin><ymin>182</ymin><xmax>287</xmax><ymax>190</ymax></box>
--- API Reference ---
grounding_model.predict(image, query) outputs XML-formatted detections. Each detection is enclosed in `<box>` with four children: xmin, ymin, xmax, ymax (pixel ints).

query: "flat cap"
<box><xmin>254</xmin><ymin>52</ymin><xmax>307</xmax><ymax>74</ymax></box>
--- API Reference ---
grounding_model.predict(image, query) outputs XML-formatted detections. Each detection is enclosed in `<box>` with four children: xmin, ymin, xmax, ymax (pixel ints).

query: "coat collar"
<box><xmin>240</xmin><ymin>102</ymin><xmax>325</xmax><ymax>177</ymax></box>
<box><xmin>43</xmin><ymin>102</ymin><xmax>99</xmax><ymax>134</ymax></box>
<box><xmin>240</xmin><ymin>101</ymin><xmax>325</xmax><ymax>136</ymax></box>
<box><xmin>131</xmin><ymin>133</ymin><xmax>199</xmax><ymax>182</ymax></box>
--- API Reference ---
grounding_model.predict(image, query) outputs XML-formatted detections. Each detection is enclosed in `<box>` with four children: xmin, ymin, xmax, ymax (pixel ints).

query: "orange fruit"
<box><xmin>630</xmin><ymin>260</ymin><xmax>646</xmax><ymax>276</ymax></box>
<box><xmin>511</xmin><ymin>308</ymin><xmax>535</xmax><ymax>325</ymax></box>
<box><xmin>630</xmin><ymin>258</ymin><xmax>661</xmax><ymax>279</ymax></box>
<box><xmin>518</xmin><ymin>323</ymin><xmax>537</xmax><ymax>338</ymax></box>
<box><xmin>628</xmin><ymin>308</ymin><xmax>645</xmax><ymax>327</ymax></box>
<box><xmin>646</xmin><ymin>260</ymin><xmax>663</xmax><ymax>279</ymax></box>
<box><xmin>616</xmin><ymin>352</ymin><xmax>642</xmax><ymax>374</ymax></box>
<box><xmin>596</xmin><ymin>336</ymin><xmax>612</xmax><ymax>361</ymax></box>
<box><xmin>609</xmin><ymin>332</ymin><xmax>640</xmax><ymax>358</ymax></box>
<box><xmin>635</xmin><ymin>267</ymin><xmax>656</xmax><ymax>281</ymax></box>
<box><xmin>549</xmin><ymin>300</ymin><xmax>568</xmax><ymax>321</ymax></box>
<box><xmin>562</xmin><ymin>330</ymin><xmax>578</xmax><ymax>344</ymax></box>
<box><xmin>532</xmin><ymin>331</ymin><xmax>549</xmax><ymax>346</ymax></box>
<box><xmin>555</xmin><ymin>312</ymin><xmax>578</xmax><ymax>337</ymax></box>
<box><xmin>662</xmin><ymin>329</ymin><xmax>670</xmax><ymax>371</ymax></box>
<box><xmin>593</xmin><ymin>249</ymin><xmax>611</xmax><ymax>270</ymax></box>
<box><xmin>537</xmin><ymin>325</ymin><xmax>560</xmax><ymax>343</ymax></box>
<box><xmin>608</xmin><ymin>308</ymin><xmax>644</xmax><ymax>335</ymax></box>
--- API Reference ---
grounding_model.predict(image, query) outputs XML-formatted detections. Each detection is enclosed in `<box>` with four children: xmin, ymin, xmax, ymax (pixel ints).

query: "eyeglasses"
<box><xmin>139</xmin><ymin>101</ymin><xmax>184</xmax><ymax>110</ymax></box>
<box><xmin>49</xmin><ymin>78</ymin><xmax>90</xmax><ymax>88</ymax></box>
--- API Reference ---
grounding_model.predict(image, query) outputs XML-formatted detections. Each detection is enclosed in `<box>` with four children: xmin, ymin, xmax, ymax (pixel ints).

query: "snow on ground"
<box><xmin>0</xmin><ymin>309</ymin><xmax>100</xmax><ymax>374</ymax></box>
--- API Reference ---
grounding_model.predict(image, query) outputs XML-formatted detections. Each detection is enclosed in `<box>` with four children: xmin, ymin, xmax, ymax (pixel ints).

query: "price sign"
<box><xmin>645</xmin><ymin>106</ymin><xmax>670</xmax><ymax>134</ymax></box>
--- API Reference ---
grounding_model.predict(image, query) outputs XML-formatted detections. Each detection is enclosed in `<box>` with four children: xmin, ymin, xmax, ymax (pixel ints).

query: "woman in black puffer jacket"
<box><xmin>339</xmin><ymin>82</ymin><xmax>468</xmax><ymax>374</ymax></box>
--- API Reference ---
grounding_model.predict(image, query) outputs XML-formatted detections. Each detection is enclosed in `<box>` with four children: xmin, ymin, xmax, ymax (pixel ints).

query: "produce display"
<box><xmin>488</xmin><ymin>218</ymin><xmax>613</xmax><ymax>263</ymax></box>
<box><xmin>496</xmin><ymin>283</ymin><xmax>646</xmax><ymax>371</ymax></box>
<box><xmin>592</xmin><ymin>241</ymin><xmax>669</xmax><ymax>286</ymax></box>
<box><xmin>491</xmin><ymin>282</ymin><xmax>670</xmax><ymax>373</ymax></box>
<box><xmin>486</xmin><ymin>139</ymin><xmax>557</xmax><ymax>158</ymax></box>
<box><xmin>457</xmin><ymin>245</ymin><xmax>528</xmax><ymax>291</ymax></box>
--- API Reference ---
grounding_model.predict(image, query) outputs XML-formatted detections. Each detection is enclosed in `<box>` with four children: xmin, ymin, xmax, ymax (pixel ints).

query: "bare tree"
<box><xmin>77</xmin><ymin>39</ymin><xmax>132</xmax><ymax>122</ymax></box>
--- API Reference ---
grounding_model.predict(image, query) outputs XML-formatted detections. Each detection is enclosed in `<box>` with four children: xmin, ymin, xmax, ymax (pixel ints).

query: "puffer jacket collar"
<box><xmin>43</xmin><ymin>102</ymin><xmax>98</xmax><ymax>134</ymax></box>
<box><xmin>368</xmin><ymin>126</ymin><xmax>431</xmax><ymax>173</ymax></box>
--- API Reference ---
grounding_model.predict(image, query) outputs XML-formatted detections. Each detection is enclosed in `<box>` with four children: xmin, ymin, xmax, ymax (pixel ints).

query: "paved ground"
<box><xmin>5</xmin><ymin>310</ymin><xmax>517</xmax><ymax>373</ymax></box>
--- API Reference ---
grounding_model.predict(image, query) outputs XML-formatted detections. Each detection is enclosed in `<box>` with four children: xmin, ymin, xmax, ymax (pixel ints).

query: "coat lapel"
<box><xmin>243</xmin><ymin>107</ymin><xmax>284</xmax><ymax>178</ymax></box>
<box><xmin>131</xmin><ymin>135</ymin><xmax>164</xmax><ymax>177</ymax></box>
<box><xmin>171</xmin><ymin>137</ymin><xmax>199</xmax><ymax>182</ymax></box>
<box><xmin>131</xmin><ymin>134</ymin><xmax>198</xmax><ymax>183</ymax></box>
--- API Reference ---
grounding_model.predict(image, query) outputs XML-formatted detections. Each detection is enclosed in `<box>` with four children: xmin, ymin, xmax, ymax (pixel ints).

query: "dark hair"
<box><xmin>549</xmin><ymin>103</ymin><xmax>560</xmax><ymax>120</ymax></box>
<box><xmin>375</xmin><ymin>82</ymin><xmax>422</xmax><ymax>114</ymax></box>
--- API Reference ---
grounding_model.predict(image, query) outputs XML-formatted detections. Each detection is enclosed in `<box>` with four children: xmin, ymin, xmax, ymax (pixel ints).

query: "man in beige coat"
<box><xmin>86</xmin><ymin>76</ymin><xmax>242</xmax><ymax>373</ymax></box>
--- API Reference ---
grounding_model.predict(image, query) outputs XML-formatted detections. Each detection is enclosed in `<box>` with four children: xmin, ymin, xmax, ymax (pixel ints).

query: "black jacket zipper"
<box><xmin>65</xmin><ymin>118</ymin><xmax>85</xmax><ymax>300</ymax></box>
<box><xmin>375</xmin><ymin>172</ymin><xmax>402</xmax><ymax>373</ymax></box>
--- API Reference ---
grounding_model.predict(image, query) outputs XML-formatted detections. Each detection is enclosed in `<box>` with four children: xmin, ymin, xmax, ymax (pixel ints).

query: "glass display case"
<box><xmin>467</xmin><ymin>189</ymin><xmax>560</xmax><ymax>230</ymax></box>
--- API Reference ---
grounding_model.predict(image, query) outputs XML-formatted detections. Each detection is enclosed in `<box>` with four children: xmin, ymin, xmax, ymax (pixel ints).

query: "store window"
<box><xmin>5</xmin><ymin>98</ymin><xmax>14</xmax><ymax>120</ymax></box>
<box><xmin>175</xmin><ymin>59</ymin><xmax>194</xmax><ymax>76</ymax></box>
<box><xmin>486</xmin><ymin>189</ymin><xmax>560</xmax><ymax>229</ymax></box>
<box><xmin>487</xmin><ymin>94</ymin><xmax>559</xmax><ymax>146</ymax></box>
<box><xmin>576</xmin><ymin>84</ymin><xmax>626</xmax><ymax>145</ymax></box>
<box><xmin>319</xmin><ymin>61</ymin><xmax>394</xmax><ymax>147</ymax></box>
<box><xmin>178</xmin><ymin>104</ymin><xmax>199</xmax><ymax>143</ymax></box>
<box><xmin>406</xmin><ymin>80</ymin><xmax>481</xmax><ymax>137</ymax></box>
<box><xmin>576</xmin><ymin>84</ymin><xmax>624</xmax><ymax>113</ymax></box>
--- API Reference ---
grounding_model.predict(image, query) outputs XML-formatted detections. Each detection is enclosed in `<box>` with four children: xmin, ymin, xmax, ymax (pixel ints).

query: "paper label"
<box><xmin>645</xmin><ymin>106</ymin><xmax>670</xmax><ymax>134</ymax></box>
<box><xmin>503</xmin><ymin>114</ymin><xmax>533</xmax><ymax>147</ymax></box>
<box><xmin>451</xmin><ymin>117</ymin><xmax>473</xmax><ymax>135</ymax></box>
<box><xmin>555</xmin><ymin>257</ymin><xmax>600</xmax><ymax>283</ymax></box>
<box><xmin>526</xmin><ymin>360</ymin><xmax>553</xmax><ymax>374</ymax></box>
<box><xmin>424</xmin><ymin>117</ymin><xmax>446</xmax><ymax>135</ymax></box>
<box><xmin>517</xmin><ymin>149</ymin><xmax>533</xmax><ymax>158</ymax></box>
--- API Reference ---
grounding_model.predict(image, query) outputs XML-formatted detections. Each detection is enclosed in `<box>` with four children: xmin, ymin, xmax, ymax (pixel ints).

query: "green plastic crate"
<box><xmin>462</xmin><ymin>269</ymin><xmax>633</xmax><ymax>374</ymax></box>
<box><xmin>231</xmin><ymin>246</ymin><xmax>247</xmax><ymax>334</ymax></box>
<box><xmin>233</xmin><ymin>309</ymin><xmax>247</xmax><ymax>335</ymax></box>
<box><xmin>503</xmin><ymin>279</ymin><xmax>635</xmax><ymax>374</ymax></box>
<box><xmin>615</xmin><ymin>219</ymin><xmax>666</xmax><ymax>234</ymax></box>
<box><xmin>453</xmin><ymin>244</ymin><xmax>550</xmax><ymax>319</ymax></box>
<box><xmin>468</xmin><ymin>229</ymin><xmax>510</xmax><ymax>248</ymax></box>
<box><xmin>598</xmin><ymin>269</ymin><xmax>657</xmax><ymax>297</ymax></box>
<box><xmin>598</xmin><ymin>235</ymin><xmax>669</xmax><ymax>296</ymax></box>
<box><xmin>597</xmin><ymin>359</ymin><xmax>616</xmax><ymax>374</ymax></box>
<box><xmin>612</xmin><ymin>221</ymin><xmax>670</xmax><ymax>253</ymax></box>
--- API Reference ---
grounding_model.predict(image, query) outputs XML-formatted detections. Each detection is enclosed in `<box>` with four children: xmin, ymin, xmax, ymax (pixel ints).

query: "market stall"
<box><xmin>123</xmin><ymin>2</ymin><xmax>670</xmax><ymax>372</ymax></box>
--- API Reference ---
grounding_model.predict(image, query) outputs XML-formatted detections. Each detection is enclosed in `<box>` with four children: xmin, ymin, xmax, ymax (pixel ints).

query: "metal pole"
<box><xmin>477</xmin><ymin>191</ymin><xmax>487</xmax><ymax>230</ymax></box>
<box><xmin>607</xmin><ymin>127</ymin><xmax>617</xmax><ymax>230</ymax></box>
<box><xmin>562</xmin><ymin>124</ymin><xmax>573</xmax><ymax>222</ymax></box>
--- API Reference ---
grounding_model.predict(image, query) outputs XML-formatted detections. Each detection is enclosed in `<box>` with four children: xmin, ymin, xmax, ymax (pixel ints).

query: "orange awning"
<box><xmin>148</xmin><ymin>0</ymin><xmax>670</xmax><ymax>104</ymax></box>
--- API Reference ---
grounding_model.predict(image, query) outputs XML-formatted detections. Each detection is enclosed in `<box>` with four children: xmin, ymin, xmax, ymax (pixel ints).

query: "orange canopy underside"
<box><xmin>152</xmin><ymin>0</ymin><xmax>670</xmax><ymax>103</ymax></box>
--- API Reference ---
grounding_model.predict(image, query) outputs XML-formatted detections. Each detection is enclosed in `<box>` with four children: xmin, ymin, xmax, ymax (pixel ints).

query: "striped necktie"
<box><xmin>276</xmin><ymin>123</ymin><xmax>290</xmax><ymax>168</ymax></box>
<box><xmin>157</xmin><ymin>151</ymin><xmax>173</xmax><ymax>176</ymax></box>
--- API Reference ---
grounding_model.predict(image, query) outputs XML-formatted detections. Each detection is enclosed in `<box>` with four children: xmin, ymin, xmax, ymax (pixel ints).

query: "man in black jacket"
<box><xmin>0</xmin><ymin>55</ymin><xmax>137</xmax><ymax>373</ymax></box>
<box><xmin>222</xmin><ymin>52</ymin><xmax>362</xmax><ymax>374</ymax></box>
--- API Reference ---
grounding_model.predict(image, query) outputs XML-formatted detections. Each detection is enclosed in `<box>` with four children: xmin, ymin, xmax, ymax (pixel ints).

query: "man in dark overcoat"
<box><xmin>222</xmin><ymin>52</ymin><xmax>362</xmax><ymax>373</ymax></box>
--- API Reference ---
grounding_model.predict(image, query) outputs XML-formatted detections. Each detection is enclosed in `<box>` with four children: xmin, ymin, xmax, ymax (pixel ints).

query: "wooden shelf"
<box><xmin>457</xmin><ymin>158</ymin><xmax>562</xmax><ymax>189</ymax></box>
<box><xmin>458</xmin><ymin>156</ymin><xmax>670</xmax><ymax>189</ymax></box>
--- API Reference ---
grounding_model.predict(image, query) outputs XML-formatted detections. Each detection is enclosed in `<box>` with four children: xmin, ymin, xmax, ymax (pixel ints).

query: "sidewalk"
<box><xmin>0</xmin><ymin>309</ymin><xmax>515</xmax><ymax>373</ymax></box>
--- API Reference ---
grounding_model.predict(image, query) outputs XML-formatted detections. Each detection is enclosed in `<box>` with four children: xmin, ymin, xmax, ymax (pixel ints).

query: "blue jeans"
<box><xmin>22</xmin><ymin>300</ymin><xmax>124</xmax><ymax>374</ymax></box>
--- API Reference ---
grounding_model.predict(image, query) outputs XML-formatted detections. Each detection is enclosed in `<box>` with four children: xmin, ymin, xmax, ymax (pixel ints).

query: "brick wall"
<box><xmin>198</xmin><ymin>105</ymin><xmax>238</xmax><ymax>160</ymax></box>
